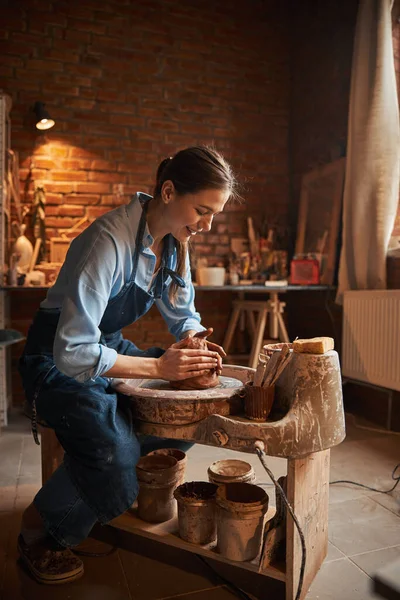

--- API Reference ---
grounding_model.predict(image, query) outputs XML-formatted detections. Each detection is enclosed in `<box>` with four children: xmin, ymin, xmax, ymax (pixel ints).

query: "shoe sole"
<box><xmin>17</xmin><ymin>540</ymin><xmax>84</xmax><ymax>585</ymax></box>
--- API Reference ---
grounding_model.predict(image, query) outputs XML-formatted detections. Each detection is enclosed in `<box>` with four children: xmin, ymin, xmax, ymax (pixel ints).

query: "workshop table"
<box><xmin>194</xmin><ymin>284</ymin><xmax>334</xmax><ymax>368</ymax></box>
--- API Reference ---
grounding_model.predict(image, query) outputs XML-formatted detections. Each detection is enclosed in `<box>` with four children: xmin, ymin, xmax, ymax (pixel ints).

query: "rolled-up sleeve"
<box><xmin>156</xmin><ymin>252</ymin><xmax>206</xmax><ymax>340</ymax></box>
<box><xmin>53</xmin><ymin>231</ymin><xmax>118</xmax><ymax>383</ymax></box>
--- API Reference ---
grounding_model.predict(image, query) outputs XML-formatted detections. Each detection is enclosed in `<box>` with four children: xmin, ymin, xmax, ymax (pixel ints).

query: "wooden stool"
<box><xmin>223</xmin><ymin>292</ymin><xmax>290</xmax><ymax>368</ymax></box>
<box><xmin>39</xmin><ymin>425</ymin><xmax>64</xmax><ymax>485</ymax></box>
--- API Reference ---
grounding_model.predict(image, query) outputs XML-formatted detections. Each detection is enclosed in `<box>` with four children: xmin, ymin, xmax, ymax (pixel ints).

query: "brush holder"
<box><xmin>244</xmin><ymin>383</ymin><xmax>275</xmax><ymax>422</ymax></box>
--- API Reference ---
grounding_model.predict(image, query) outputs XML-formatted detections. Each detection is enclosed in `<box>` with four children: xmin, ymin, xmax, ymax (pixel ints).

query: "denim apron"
<box><xmin>19</xmin><ymin>198</ymin><xmax>186</xmax><ymax>523</ymax></box>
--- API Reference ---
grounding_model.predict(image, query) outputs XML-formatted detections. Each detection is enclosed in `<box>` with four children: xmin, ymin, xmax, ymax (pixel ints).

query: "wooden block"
<box><xmin>293</xmin><ymin>337</ymin><xmax>334</xmax><ymax>354</ymax></box>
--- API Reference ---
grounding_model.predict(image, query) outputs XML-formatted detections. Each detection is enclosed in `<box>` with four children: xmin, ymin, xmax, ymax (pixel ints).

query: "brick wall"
<box><xmin>1</xmin><ymin>0</ymin><xmax>290</xmax><ymax>261</ymax></box>
<box><xmin>2</xmin><ymin>0</ymin><xmax>290</xmax><ymax>404</ymax></box>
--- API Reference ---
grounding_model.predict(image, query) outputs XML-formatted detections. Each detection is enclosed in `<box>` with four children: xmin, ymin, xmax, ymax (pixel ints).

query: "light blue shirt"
<box><xmin>41</xmin><ymin>193</ymin><xmax>205</xmax><ymax>383</ymax></box>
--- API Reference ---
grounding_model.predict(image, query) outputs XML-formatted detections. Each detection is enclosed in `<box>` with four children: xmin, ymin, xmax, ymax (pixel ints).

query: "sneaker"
<box><xmin>17</xmin><ymin>534</ymin><xmax>84</xmax><ymax>585</ymax></box>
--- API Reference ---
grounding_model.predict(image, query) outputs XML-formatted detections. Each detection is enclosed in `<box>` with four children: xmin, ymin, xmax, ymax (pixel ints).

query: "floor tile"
<box><xmin>349</xmin><ymin>545</ymin><xmax>400</xmax><ymax>578</ymax></box>
<box><xmin>118</xmin><ymin>537</ymin><xmax>220</xmax><ymax>600</ymax></box>
<box><xmin>1</xmin><ymin>511</ymin><xmax>132</xmax><ymax>600</ymax></box>
<box><xmin>160</xmin><ymin>586</ymin><xmax>238</xmax><ymax>600</ymax></box>
<box><xmin>329</xmin><ymin>496</ymin><xmax>400</xmax><ymax>556</ymax></box>
<box><xmin>0</xmin><ymin>486</ymin><xmax>17</xmax><ymax>512</ymax></box>
<box><xmin>329</xmin><ymin>434</ymin><xmax>400</xmax><ymax>504</ymax></box>
<box><xmin>369</xmin><ymin>489</ymin><xmax>400</xmax><ymax>517</ymax></box>
<box><xmin>0</xmin><ymin>436</ymin><xmax>23</xmax><ymax>487</ymax></box>
<box><xmin>306</xmin><ymin>557</ymin><xmax>379</xmax><ymax>599</ymax></box>
<box><xmin>17</xmin><ymin>437</ymin><xmax>41</xmax><ymax>486</ymax></box>
<box><xmin>325</xmin><ymin>541</ymin><xmax>345</xmax><ymax>563</ymax></box>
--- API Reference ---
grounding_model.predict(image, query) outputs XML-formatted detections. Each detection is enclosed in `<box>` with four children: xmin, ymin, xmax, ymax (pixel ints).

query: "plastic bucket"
<box><xmin>208</xmin><ymin>459</ymin><xmax>256</xmax><ymax>485</ymax></box>
<box><xmin>136</xmin><ymin>455</ymin><xmax>179</xmax><ymax>523</ymax></box>
<box><xmin>147</xmin><ymin>448</ymin><xmax>187</xmax><ymax>486</ymax></box>
<box><xmin>174</xmin><ymin>481</ymin><xmax>219</xmax><ymax>545</ymax></box>
<box><xmin>216</xmin><ymin>482</ymin><xmax>269</xmax><ymax>561</ymax></box>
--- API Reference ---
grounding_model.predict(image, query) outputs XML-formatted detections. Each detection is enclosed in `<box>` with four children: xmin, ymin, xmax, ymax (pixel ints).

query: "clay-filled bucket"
<box><xmin>216</xmin><ymin>482</ymin><xmax>269</xmax><ymax>562</ymax></box>
<box><xmin>208</xmin><ymin>459</ymin><xmax>256</xmax><ymax>485</ymax></box>
<box><xmin>174</xmin><ymin>482</ymin><xmax>219</xmax><ymax>545</ymax></box>
<box><xmin>136</xmin><ymin>455</ymin><xmax>179</xmax><ymax>523</ymax></box>
<box><xmin>147</xmin><ymin>448</ymin><xmax>187</xmax><ymax>486</ymax></box>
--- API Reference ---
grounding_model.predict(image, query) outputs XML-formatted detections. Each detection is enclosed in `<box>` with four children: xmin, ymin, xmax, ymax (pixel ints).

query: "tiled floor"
<box><xmin>0</xmin><ymin>409</ymin><xmax>399</xmax><ymax>600</ymax></box>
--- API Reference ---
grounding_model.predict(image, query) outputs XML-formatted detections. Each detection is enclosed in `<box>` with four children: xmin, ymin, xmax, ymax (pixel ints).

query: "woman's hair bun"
<box><xmin>156</xmin><ymin>156</ymin><xmax>173</xmax><ymax>182</ymax></box>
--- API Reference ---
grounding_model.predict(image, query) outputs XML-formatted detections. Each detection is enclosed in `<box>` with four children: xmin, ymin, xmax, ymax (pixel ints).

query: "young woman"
<box><xmin>18</xmin><ymin>146</ymin><xmax>237</xmax><ymax>584</ymax></box>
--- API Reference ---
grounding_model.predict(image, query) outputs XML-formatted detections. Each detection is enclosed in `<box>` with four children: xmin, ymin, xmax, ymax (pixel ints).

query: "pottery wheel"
<box><xmin>114</xmin><ymin>376</ymin><xmax>244</xmax><ymax>401</ymax></box>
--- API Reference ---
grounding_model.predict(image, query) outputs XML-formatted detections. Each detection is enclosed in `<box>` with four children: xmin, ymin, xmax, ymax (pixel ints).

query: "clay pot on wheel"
<box><xmin>170</xmin><ymin>329</ymin><xmax>220</xmax><ymax>390</ymax></box>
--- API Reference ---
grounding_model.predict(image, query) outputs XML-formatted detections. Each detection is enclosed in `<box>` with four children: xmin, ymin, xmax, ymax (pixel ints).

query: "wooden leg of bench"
<box><xmin>39</xmin><ymin>426</ymin><xmax>64</xmax><ymax>485</ymax></box>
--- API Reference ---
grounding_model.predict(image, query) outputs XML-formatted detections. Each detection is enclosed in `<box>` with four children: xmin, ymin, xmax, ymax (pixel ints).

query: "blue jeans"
<box><xmin>35</xmin><ymin>435</ymin><xmax>193</xmax><ymax>548</ymax></box>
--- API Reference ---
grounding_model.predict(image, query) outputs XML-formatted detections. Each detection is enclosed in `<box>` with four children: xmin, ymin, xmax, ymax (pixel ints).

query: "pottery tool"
<box><xmin>269</xmin><ymin>349</ymin><xmax>292</xmax><ymax>386</ymax></box>
<box><xmin>262</xmin><ymin>344</ymin><xmax>291</xmax><ymax>387</ymax></box>
<box><xmin>253</xmin><ymin>361</ymin><xmax>266</xmax><ymax>386</ymax></box>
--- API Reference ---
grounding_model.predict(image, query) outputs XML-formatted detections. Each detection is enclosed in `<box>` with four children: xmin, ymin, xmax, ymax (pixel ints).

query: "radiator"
<box><xmin>342</xmin><ymin>290</ymin><xmax>400</xmax><ymax>391</ymax></box>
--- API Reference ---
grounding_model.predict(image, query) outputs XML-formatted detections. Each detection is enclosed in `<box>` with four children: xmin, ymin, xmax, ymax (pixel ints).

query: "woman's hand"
<box><xmin>193</xmin><ymin>328</ymin><xmax>226</xmax><ymax>359</ymax></box>
<box><xmin>156</xmin><ymin>344</ymin><xmax>221</xmax><ymax>381</ymax></box>
<box><xmin>178</xmin><ymin>328</ymin><xmax>226</xmax><ymax>375</ymax></box>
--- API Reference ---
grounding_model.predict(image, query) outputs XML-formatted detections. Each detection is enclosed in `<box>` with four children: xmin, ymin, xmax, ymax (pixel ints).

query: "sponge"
<box><xmin>293</xmin><ymin>337</ymin><xmax>334</xmax><ymax>354</ymax></box>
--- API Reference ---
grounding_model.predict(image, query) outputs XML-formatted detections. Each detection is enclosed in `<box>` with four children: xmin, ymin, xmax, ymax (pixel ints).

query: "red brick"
<box><xmin>147</xmin><ymin>120</ymin><xmax>180</xmax><ymax>132</ymax></box>
<box><xmin>64</xmin><ymin>194</ymin><xmax>100</xmax><ymax>205</ymax></box>
<box><xmin>90</xmin><ymin>159</ymin><xmax>114</xmax><ymax>170</ymax></box>
<box><xmin>59</xmin><ymin>159</ymin><xmax>92</xmax><ymax>170</ymax></box>
<box><xmin>48</xmin><ymin>146</ymin><xmax>69</xmax><ymax>158</ymax></box>
<box><xmin>64</xmin><ymin>29</ymin><xmax>91</xmax><ymax>44</ymax></box>
<box><xmin>75</xmin><ymin>182</ymin><xmax>111</xmax><ymax>194</ymax></box>
<box><xmin>26</xmin><ymin>58</ymin><xmax>64</xmax><ymax>72</ymax></box>
<box><xmin>88</xmin><ymin>171</ymin><xmax>126</xmax><ymax>183</ymax></box>
<box><xmin>42</xmin><ymin>182</ymin><xmax>77</xmax><ymax>193</ymax></box>
<box><xmin>86</xmin><ymin>206</ymin><xmax>109</xmax><ymax>219</ymax></box>
<box><xmin>67</xmin><ymin>98</ymin><xmax>96</xmax><ymax>110</ymax></box>
<box><xmin>51</xmin><ymin>170</ymin><xmax>88</xmax><ymax>182</ymax></box>
<box><xmin>109</xmin><ymin>115</ymin><xmax>145</xmax><ymax>127</ymax></box>
<box><xmin>45</xmin><ymin>216</ymin><xmax>76</xmax><ymax>228</ymax></box>
<box><xmin>67</xmin><ymin>18</ymin><xmax>106</xmax><ymax>35</ymax></box>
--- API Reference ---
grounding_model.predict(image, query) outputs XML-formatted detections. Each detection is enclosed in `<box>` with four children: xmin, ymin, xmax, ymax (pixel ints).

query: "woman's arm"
<box><xmin>103</xmin><ymin>344</ymin><xmax>220</xmax><ymax>380</ymax></box>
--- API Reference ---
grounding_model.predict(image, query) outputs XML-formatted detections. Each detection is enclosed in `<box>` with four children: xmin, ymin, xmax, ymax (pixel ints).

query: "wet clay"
<box><xmin>170</xmin><ymin>330</ymin><xmax>219</xmax><ymax>390</ymax></box>
<box><xmin>178</xmin><ymin>481</ymin><xmax>218</xmax><ymax>500</ymax></box>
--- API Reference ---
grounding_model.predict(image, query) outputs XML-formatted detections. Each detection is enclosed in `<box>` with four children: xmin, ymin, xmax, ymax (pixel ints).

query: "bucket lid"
<box><xmin>208</xmin><ymin>459</ymin><xmax>254</xmax><ymax>480</ymax></box>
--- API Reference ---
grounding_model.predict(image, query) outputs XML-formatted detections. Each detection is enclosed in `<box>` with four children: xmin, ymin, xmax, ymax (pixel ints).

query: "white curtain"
<box><xmin>337</xmin><ymin>0</ymin><xmax>400</xmax><ymax>303</ymax></box>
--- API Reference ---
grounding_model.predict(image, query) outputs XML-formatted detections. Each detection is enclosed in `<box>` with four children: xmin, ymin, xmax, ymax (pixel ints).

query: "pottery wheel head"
<box><xmin>142</xmin><ymin>376</ymin><xmax>242</xmax><ymax>393</ymax></box>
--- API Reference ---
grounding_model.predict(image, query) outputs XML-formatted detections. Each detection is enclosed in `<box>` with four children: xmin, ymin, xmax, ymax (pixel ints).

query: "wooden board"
<box><xmin>109</xmin><ymin>508</ymin><xmax>286</xmax><ymax>582</ymax></box>
<box><xmin>285</xmin><ymin>450</ymin><xmax>330</xmax><ymax>600</ymax></box>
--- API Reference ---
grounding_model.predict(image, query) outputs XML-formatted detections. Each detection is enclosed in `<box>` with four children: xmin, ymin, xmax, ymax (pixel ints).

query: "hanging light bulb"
<box><xmin>33</xmin><ymin>101</ymin><xmax>55</xmax><ymax>130</ymax></box>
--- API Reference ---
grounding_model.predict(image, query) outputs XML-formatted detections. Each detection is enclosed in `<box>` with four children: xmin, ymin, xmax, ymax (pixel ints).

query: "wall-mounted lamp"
<box><xmin>33</xmin><ymin>101</ymin><xmax>55</xmax><ymax>131</ymax></box>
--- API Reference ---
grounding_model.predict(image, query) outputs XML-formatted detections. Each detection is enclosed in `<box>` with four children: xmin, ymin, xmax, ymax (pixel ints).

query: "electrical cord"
<box><xmin>260</xmin><ymin>464</ymin><xmax>400</xmax><ymax>494</ymax></box>
<box><xmin>330</xmin><ymin>463</ymin><xmax>400</xmax><ymax>494</ymax></box>
<box><xmin>254</xmin><ymin>442</ymin><xmax>306</xmax><ymax>600</ymax></box>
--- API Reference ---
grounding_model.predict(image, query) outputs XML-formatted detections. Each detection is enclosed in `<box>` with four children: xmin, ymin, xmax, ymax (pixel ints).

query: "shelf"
<box><xmin>109</xmin><ymin>507</ymin><xmax>286</xmax><ymax>582</ymax></box>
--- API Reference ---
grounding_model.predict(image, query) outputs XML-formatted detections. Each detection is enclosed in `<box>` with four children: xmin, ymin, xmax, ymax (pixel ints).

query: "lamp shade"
<box><xmin>33</xmin><ymin>101</ymin><xmax>55</xmax><ymax>130</ymax></box>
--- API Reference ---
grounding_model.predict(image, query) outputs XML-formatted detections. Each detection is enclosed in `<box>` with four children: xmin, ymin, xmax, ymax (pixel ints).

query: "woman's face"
<box><xmin>162</xmin><ymin>183</ymin><xmax>230</xmax><ymax>243</ymax></box>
